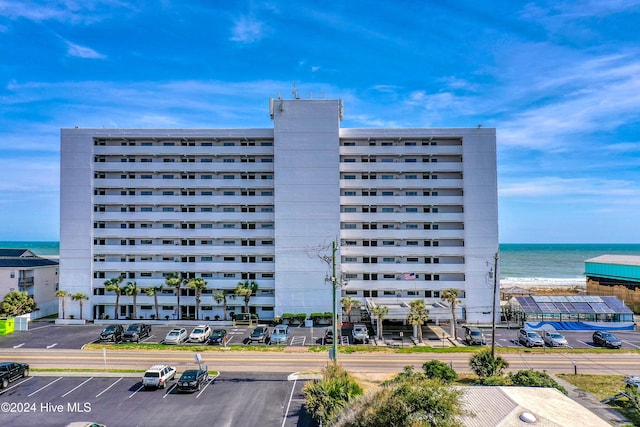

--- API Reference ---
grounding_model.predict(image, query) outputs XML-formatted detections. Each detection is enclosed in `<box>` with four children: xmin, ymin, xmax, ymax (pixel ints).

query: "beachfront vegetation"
<box><xmin>234</xmin><ymin>280</ymin><xmax>258</xmax><ymax>314</ymax></box>
<box><xmin>406</xmin><ymin>299</ymin><xmax>429</xmax><ymax>344</ymax></box>
<box><xmin>469</xmin><ymin>348</ymin><xmax>509</xmax><ymax>380</ymax></box>
<box><xmin>340</xmin><ymin>296</ymin><xmax>361</xmax><ymax>324</ymax></box>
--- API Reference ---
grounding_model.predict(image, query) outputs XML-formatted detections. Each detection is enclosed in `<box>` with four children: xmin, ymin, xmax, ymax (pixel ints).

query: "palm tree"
<box><xmin>104</xmin><ymin>276</ymin><xmax>124</xmax><ymax>320</ymax></box>
<box><xmin>124</xmin><ymin>281</ymin><xmax>140</xmax><ymax>319</ymax></box>
<box><xmin>144</xmin><ymin>285</ymin><xmax>163</xmax><ymax>320</ymax></box>
<box><xmin>186</xmin><ymin>278</ymin><xmax>207</xmax><ymax>320</ymax></box>
<box><xmin>341</xmin><ymin>296</ymin><xmax>361</xmax><ymax>324</ymax></box>
<box><xmin>214</xmin><ymin>290</ymin><xmax>234</xmax><ymax>321</ymax></box>
<box><xmin>407</xmin><ymin>299</ymin><xmax>429</xmax><ymax>344</ymax></box>
<box><xmin>71</xmin><ymin>293</ymin><xmax>89</xmax><ymax>320</ymax></box>
<box><xmin>441</xmin><ymin>288</ymin><xmax>460</xmax><ymax>340</ymax></box>
<box><xmin>370</xmin><ymin>304</ymin><xmax>389</xmax><ymax>341</ymax></box>
<box><xmin>165</xmin><ymin>272</ymin><xmax>182</xmax><ymax>320</ymax></box>
<box><xmin>235</xmin><ymin>280</ymin><xmax>258</xmax><ymax>314</ymax></box>
<box><xmin>55</xmin><ymin>290</ymin><xmax>67</xmax><ymax>319</ymax></box>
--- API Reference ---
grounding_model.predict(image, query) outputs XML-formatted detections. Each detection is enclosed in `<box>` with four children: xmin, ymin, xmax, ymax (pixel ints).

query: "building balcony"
<box><xmin>94</xmin><ymin>244</ymin><xmax>275</xmax><ymax>257</ymax></box>
<box><xmin>341</xmin><ymin>279</ymin><xmax>465</xmax><ymax>291</ymax></box>
<box><xmin>339</xmin><ymin>212</ymin><xmax>464</xmax><ymax>223</ymax></box>
<box><xmin>93</xmin><ymin>260</ymin><xmax>275</xmax><ymax>273</ymax></box>
<box><xmin>94</xmin><ymin>146</ymin><xmax>274</xmax><ymax>157</ymax></box>
<box><xmin>94</xmin><ymin>195</ymin><xmax>274</xmax><ymax>205</ymax></box>
<box><xmin>94</xmin><ymin>211</ymin><xmax>274</xmax><ymax>222</ymax></box>
<box><xmin>339</xmin><ymin>162</ymin><xmax>462</xmax><ymax>173</ymax></box>
<box><xmin>95</xmin><ymin>162</ymin><xmax>274</xmax><ymax>173</ymax></box>
<box><xmin>340</xmin><ymin>245</ymin><xmax>464</xmax><ymax>257</ymax></box>
<box><xmin>340</xmin><ymin>229</ymin><xmax>464</xmax><ymax>239</ymax></box>
<box><xmin>339</xmin><ymin>145</ymin><xmax>462</xmax><ymax>156</ymax></box>
<box><xmin>340</xmin><ymin>178</ymin><xmax>462</xmax><ymax>189</ymax></box>
<box><xmin>93</xmin><ymin>228</ymin><xmax>275</xmax><ymax>239</ymax></box>
<box><xmin>97</xmin><ymin>178</ymin><xmax>274</xmax><ymax>189</ymax></box>
<box><xmin>339</xmin><ymin>195</ymin><xmax>463</xmax><ymax>206</ymax></box>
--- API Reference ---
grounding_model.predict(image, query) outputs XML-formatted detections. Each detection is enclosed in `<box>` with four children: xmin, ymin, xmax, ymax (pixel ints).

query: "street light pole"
<box><xmin>331</xmin><ymin>240</ymin><xmax>338</xmax><ymax>363</ymax></box>
<box><xmin>491</xmin><ymin>252</ymin><xmax>498</xmax><ymax>359</ymax></box>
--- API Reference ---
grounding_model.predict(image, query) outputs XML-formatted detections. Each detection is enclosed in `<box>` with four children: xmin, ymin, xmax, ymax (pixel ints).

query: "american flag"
<box><xmin>403</xmin><ymin>273</ymin><xmax>416</xmax><ymax>280</ymax></box>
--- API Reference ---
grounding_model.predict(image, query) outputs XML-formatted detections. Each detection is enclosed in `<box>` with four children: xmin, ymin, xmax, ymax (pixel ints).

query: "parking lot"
<box><xmin>0</xmin><ymin>371</ymin><xmax>312</xmax><ymax>427</ymax></box>
<box><xmin>1</xmin><ymin>320</ymin><xmax>639</xmax><ymax>351</ymax></box>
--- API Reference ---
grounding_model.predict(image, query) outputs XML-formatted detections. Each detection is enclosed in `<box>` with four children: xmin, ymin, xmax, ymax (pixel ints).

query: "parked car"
<box><xmin>270</xmin><ymin>325</ymin><xmax>290</xmax><ymax>345</ymax></box>
<box><xmin>122</xmin><ymin>324</ymin><xmax>151</xmax><ymax>343</ymax></box>
<box><xmin>518</xmin><ymin>328</ymin><xmax>544</xmax><ymax>347</ymax></box>
<box><xmin>142</xmin><ymin>364</ymin><xmax>176</xmax><ymax>389</ymax></box>
<box><xmin>188</xmin><ymin>325</ymin><xmax>212</xmax><ymax>343</ymax></box>
<box><xmin>463</xmin><ymin>326</ymin><xmax>486</xmax><ymax>345</ymax></box>
<box><xmin>592</xmin><ymin>331</ymin><xmax>622</xmax><ymax>349</ymax></box>
<box><xmin>542</xmin><ymin>330</ymin><xmax>568</xmax><ymax>347</ymax></box>
<box><xmin>176</xmin><ymin>367</ymin><xmax>208</xmax><ymax>393</ymax></box>
<box><xmin>250</xmin><ymin>326</ymin><xmax>271</xmax><ymax>343</ymax></box>
<box><xmin>352</xmin><ymin>324</ymin><xmax>369</xmax><ymax>344</ymax></box>
<box><xmin>164</xmin><ymin>328</ymin><xmax>188</xmax><ymax>344</ymax></box>
<box><xmin>323</xmin><ymin>327</ymin><xmax>335</xmax><ymax>344</ymax></box>
<box><xmin>0</xmin><ymin>361</ymin><xmax>29</xmax><ymax>389</ymax></box>
<box><xmin>208</xmin><ymin>329</ymin><xmax>228</xmax><ymax>345</ymax></box>
<box><xmin>99</xmin><ymin>324</ymin><xmax>124</xmax><ymax>343</ymax></box>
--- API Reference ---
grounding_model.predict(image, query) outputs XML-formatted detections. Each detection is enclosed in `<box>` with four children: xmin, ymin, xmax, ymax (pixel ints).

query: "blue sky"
<box><xmin>1</xmin><ymin>1</ymin><xmax>640</xmax><ymax>243</ymax></box>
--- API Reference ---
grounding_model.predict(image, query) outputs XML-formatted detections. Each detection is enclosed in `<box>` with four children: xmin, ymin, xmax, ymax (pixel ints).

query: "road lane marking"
<box><xmin>623</xmin><ymin>340</ymin><xmax>640</xmax><ymax>349</ymax></box>
<box><xmin>281</xmin><ymin>378</ymin><xmax>297</xmax><ymax>427</ymax></box>
<box><xmin>28</xmin><ymin>324</ymin><xmax>53</xmax><ymax>331</ymax></box>
<box><xmin>96</xmin><ymin>377</ymin><xmax>123</xmax><ymax>398</ymax></box>
<box><xmin>128</xmin><ymin>383</ymin><xmax>144</xmax><ymax>399</ymax></box>
<box><xmin>27</xmin><ymin>377</ymin><xmax>62</xmax><ymax>397</ymax></box>
<box><xmin>46</xmin><ymin>343</ymin><xmax>58</xmax><ymax>349</ymax></box>
<box><xmin>162</xmin><ymin>383</ymin><xmax>177</xmax><ymax>398</ymax></box>
<box><xmin>12</xmin><ymin>343</ymin><xmax>25</xmax><ymax>348</ymax></box>
<box><xmin>61</xmin><ymin>377</ymin><xmax>93</xmax><ymax>397</ymax></box>
<box><xmin>0</xmin><ymin>377</ymin><xmax>33</xmax><ymax>395</ymax></box>
<box><xmin>196</xmin><ymin>373</ymin><xmax>219</xmax><ymax>398</ymax></box>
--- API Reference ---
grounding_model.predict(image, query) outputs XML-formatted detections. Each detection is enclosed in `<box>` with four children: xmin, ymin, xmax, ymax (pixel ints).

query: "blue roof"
<box><xmin>585</xmin><ymin>254</ymin><xmax>640</xmax><ymax>282</ymax></box>
<box><xmin>512</xmin><ymin>295</ymin><xmax>632</xmax><ymax>314</ymax></box>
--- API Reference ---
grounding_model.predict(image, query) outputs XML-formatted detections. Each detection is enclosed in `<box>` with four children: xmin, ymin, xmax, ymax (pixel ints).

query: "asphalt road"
<box><xmin>3</xmin><ymin>347</ymin><xmax>640</xmax><ymax>376</ymax></box>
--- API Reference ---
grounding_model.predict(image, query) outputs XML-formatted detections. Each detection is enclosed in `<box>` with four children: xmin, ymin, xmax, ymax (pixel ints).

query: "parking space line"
<box><xmin>623</xmin><ymin>340</ymin><xmax>640</xmax><ymax>349</ymax></box>
<box><xmin>128</xmin><ymin>383</ymin><xmax>144</xmax><ymax>399</ymax></box>
<box><xmin>281</xmin><ymin>378</ymin><xmax>297</xmax><ymax>427</ymax></box>
<box><xmin>96</xmin><ymin>377</ymin><xmax>123</xmax><ymax>398</ymax></box>
<box><xmin>27</xmin><ymin>377</ymin><xmax>62</xmax><ymax>397</ymax></box>
<box><xmin>61</xmin><ymin>377</ymin><xmax>93</xmax><ymax>398</ymax></box>
<box><xmin>195</xmin><ymin>373</ymin><xmax>219</xmax><ymax>399</ymax></box>
<box><xmin>0</xmin><ymin>377</ymin><xmax>33</xmax><ymax>395</ymax></box>
<box><xmin>162</xmin><ymin>383</ymin><xmax>178</xmax><ymax>398</ymax></box>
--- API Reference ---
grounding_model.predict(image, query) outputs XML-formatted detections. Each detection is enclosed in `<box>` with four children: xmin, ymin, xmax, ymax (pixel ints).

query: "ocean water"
<box><xmin>3</xmin><ymin>241</ymin><xmax>640</xmax><ymax>287</ymax></box>
<box><xmin>499</xmin><ymin>243</ymin><xmax>640</xmax><ymax>288</ymax></box>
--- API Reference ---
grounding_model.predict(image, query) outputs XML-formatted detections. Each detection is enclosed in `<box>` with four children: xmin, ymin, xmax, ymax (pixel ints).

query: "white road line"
<box><xmin>27</xmin><ymin>377</ymin><xmax>63</xmax><ymax>397</ymax></box>
<box><xmin>28</xmin><ymin>324</ymin><xmax>53</xmax><ymax>331</ymax></box>
<box><xmin>96</xmin><ymin>377</ymin><xmax>123</xmax><ymax>398</ymax></box>
<box><xmin>623</xmin><ymin>340</ymin><xmax>640</xmax><ymax>349</ymax></box>
<box><xmin>61</xmin><ymin>377</ymin><xmax>93</xmax><ymax>398</ymax></box>
<box><xmin>162</xmin><ymin>383</ymin><xmax>177</xmax><ymax>398</ymax></box>
<box><xmin>12</xmin><ymin>343</ymin><xmax>25</xmax><ymax>348</ymax></box>
<box><xmin>46</xmin><ymin>343</ymin><xmax>58</xmax><ymax>349</ymax></box>
<box><xmin>281</xmin><ymin>378</ymin><xmax>297</xmax><ymax>427</ymax></box>
<box><xmin>128</xmin><ymin>383</ymin><xmax>144</xmax><ymax>399</ymax></box>
<box><xmin>0</xmin><ymin>377</ymin><xmax>34</xmax><ymax>395</ymax></box>
<box><xmin>196</xmin><ymin>373</ymin><xmax>219</xmax><ymax>399</ymax></box>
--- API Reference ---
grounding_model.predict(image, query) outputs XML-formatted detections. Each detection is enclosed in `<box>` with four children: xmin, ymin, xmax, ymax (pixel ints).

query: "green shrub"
<box><xmin>422</xmin><ymin>360</ymin><xmax>458</xmax><ymax>383</ymax></box>
<box><xmin>310</xmin><ymin>312</ymin><xmax>324</xmax><ymax>319</ymax></box>
<box><xmin>324</xmin><ymin>312</ymin><xmax>333</xmax><ymax>318</ymax></box>
<box><xmin>303</xmin><ymin>364</ymin><xmax>363</xmax><ymax>426</ymax></box>
<box><xmin>508</xmin><ymin>370</ymin><xmax>567</xmax><ymax>394</ymax></box>
<box><xmin>469</xmin><ymin>349</ymin><xmax>509</xmax><ymax>378</ymax></box>
<box><xmin>281</xmin><ymin>313</ymin><xmax>295</xmax><ymax>319</ymax></box>
<box><xmin>477</xmin><ymin>375</ymin><xmax>510</xmax><ymax>386</ymax></box>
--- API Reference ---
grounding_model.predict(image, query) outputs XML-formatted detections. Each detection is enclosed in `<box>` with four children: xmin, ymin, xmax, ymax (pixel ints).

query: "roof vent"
<box><xmin>519</xmin><ymin>412</ymin><xmax>536</xmax><ymax>423</ymax></box>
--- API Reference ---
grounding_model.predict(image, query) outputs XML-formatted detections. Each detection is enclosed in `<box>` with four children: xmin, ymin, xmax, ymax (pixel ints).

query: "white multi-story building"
<box><xmin>60</xmin><ymin>98</ymin><xmax>498</xmax><ymax>323</ymax></box>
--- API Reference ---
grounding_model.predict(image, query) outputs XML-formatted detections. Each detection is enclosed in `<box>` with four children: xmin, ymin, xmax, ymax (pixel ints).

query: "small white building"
<box><xmin>0</xmin><ymin>249</ymin><xmax>59</xmax><ymax>313</ymax></box>
<box><xmin>59</xmin><ymin>97</ymin><xmax>498</xmax><ymax>322</ymax></box>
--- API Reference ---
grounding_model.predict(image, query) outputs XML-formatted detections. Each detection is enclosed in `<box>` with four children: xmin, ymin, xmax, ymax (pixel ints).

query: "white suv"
<box><xmin>142</xmin><ymin>364</ymin><xmax>176</xmax><ymax>389</ymax></box>
<box><xmin>189</xmin><ymin>325</ymin><xmax>212</xmax><ymax>343</ymax></box>
<box><xmin>352</xmin><ymin>324</ymin><xmax>369</xmax><ymax>344</ymax></box>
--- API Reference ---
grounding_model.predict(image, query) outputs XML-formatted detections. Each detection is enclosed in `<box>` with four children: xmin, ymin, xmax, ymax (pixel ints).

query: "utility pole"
<box><xmin>491</xmin><ymin>252</ymin><xmax>498</xmax><ymax>359</ymax></box>
<box><xmin>331</xmin><ymin>240</ymin><xmax>338</xmax><ymax>362</ymax></box>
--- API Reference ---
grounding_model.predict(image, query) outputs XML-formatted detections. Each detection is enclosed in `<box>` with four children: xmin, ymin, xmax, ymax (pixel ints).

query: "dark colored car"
<box><xmin>99</xmin><ymin>324</ymin><xmax>124</xmax><ymax>342</ymax></box>
<box><xmin>250</xmin><ymin>326</ymin><xmax>271</xmax><ymax>343</ymax></box>
<box><xmin>0</xmin><ymin>361</ymin><xmax>29</xmax><ymax>388</ymax></box>
<box><xmin>208</xmin><ymin>329</ymin><xmax>228</xmax><ymax>345</ymax></box>
<box><xmin>176</xmin><ymin>368</ymin><xmax>208</xmax><ymax>393</ymax></box>
<box><xmin>122</xmin><ymin>324</ymin><xmax>152</xmax><ymax>343</ymax></box>
<box><xmin>592</xmin><ymin>331</ymin><xmax>622</xmax><ymax>349</ymax></box>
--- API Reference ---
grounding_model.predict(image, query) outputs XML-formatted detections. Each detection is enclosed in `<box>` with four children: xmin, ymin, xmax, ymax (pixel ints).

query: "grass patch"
<box><xmin>84</xmin><ymin>343</ymin><xmax>287</xmax><ymax>352</ymax></box>
<box><xmin>557</xmin><ymin>374</ymin><xmax>625</xmax><ymax>400</ymax></box>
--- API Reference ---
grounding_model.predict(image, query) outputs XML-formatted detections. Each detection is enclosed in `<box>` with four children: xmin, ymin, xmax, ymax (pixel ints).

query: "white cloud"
<box><xmin>230</xmin><ymin>16</ymin><xmax>264</xmax><ymax>43</ymax></box>
<box><xmin>499</xmin><ymin>176</ymin><xmax>639</xmax><ymax>198</ymax></box>
<box><xmin>65</xmin><ymin>40</ymin><xmax>105</xmax><ymax>59</ymax></box>
<box><xmin>0</xmin><ymin>0</ymin><xmax>136</xmax><ymax>25</ymax></box>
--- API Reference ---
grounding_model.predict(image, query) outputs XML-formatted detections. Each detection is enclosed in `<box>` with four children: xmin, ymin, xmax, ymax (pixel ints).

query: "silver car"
<box><xmin>543</xmin><ymin>331</ymin><xmax>568</xmax><ymax>347</ymax></box>
<box><xmin>518</xmin><ymin>328</ymin><xmax>544</xmax><ymax>347</ymax></box>
<box><xmin>270</xmin><ymin>325</ymin><xmax>290</xmax><ymax>345</ymax></box>
<box><xmin>164</xmin><ymin>328</ymin><xmax>187</xmax><ymax>344</ymax></box>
